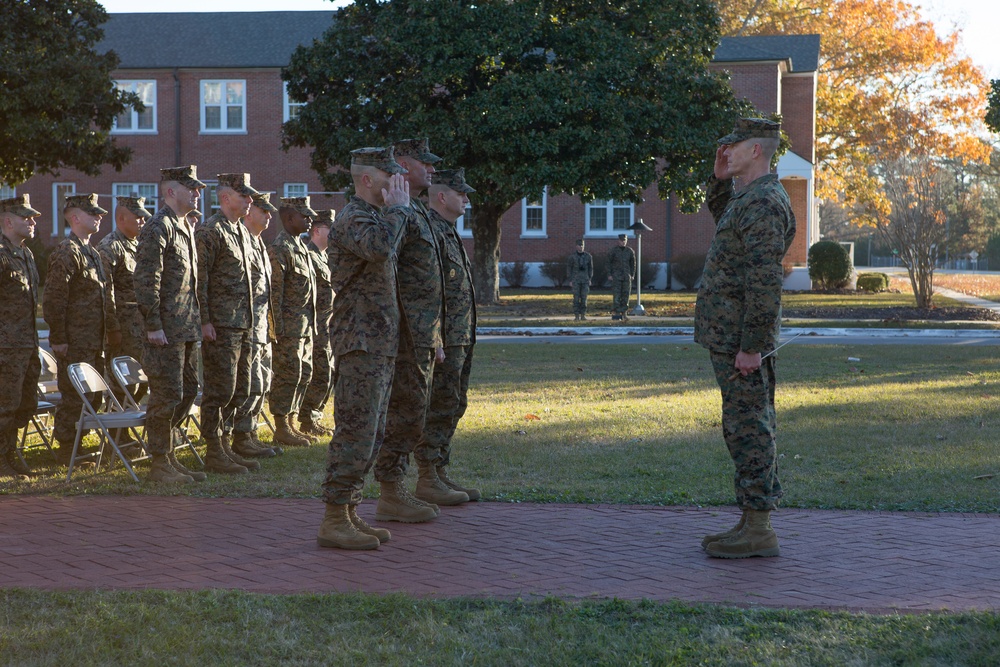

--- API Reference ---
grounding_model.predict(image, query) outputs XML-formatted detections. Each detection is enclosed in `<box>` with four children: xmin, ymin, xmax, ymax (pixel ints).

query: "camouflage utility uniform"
<box><xmin>135</xmin><ymin>205</ymin><xmax>202</xmax><ymax>456</ymax></box>
<box><xmin>568</xmin><ymin>250</ymin><xmax>593</xmax><ymax>318</ymax></box>
<box><xmin>299</xmin><ymin>238</ymin><xmax>334</xmax><ymax>426</ymax></box>
<box><xmin>267</xmin><ymin>230</ymin><xmax>317</xmax><ymax>420</ymax></box>
<box><xmin>418</xmin><ymin>207</ymin><xmax>476</xmax><ymax>471</ymax></box>
<box><xmin>0</xmin><ymin>232</ymin><xmax>41</xmax><ymax>466</ymax></box>
<box><xmin>321</xmin><ymin>195</ymin><xmax>409</xmax><ymax>506</ymax></box>
<box><xmin>607</xmin><ymin>243</ymin><xmax>635</xmax><ymax>317</ymax></box>
<box><xmin>234</xmin><ymin>233</ymin><xmax>272</xmax><ymax>442</ymax></box>
<box><xmin>694</xmin><ymin>174</ymin><xmax>796</xmax><ymax>511</ymax></box>
<box><xmin>97</xmin><ymin>229</ymin><xmax>145</xmax><ymax>362</ymax></box>
<box><xmin>374</xmin><ymin>197</ymin><xmax>444</xmax><ymax>483</ymax></box>
<box><xmin>43</xmin><ymin>234</ymin><xmax>111</xmax><ymax>447</ymax></box>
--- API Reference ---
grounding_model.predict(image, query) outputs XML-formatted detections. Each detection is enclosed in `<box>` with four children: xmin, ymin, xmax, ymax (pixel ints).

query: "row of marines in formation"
<box><xmin>0</xmin><ymin>137</ymin><xmax>480</xmax><ymax>550</ymax></box>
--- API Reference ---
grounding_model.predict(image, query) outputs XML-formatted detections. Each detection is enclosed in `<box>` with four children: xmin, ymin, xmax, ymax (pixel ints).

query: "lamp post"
<box><xmin>628</xmin><ymin>218</ymin><xmax>653</xmax><ymax>316</ymax></box>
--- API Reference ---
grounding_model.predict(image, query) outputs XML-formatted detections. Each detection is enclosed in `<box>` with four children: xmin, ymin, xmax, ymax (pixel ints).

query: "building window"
<box><xmin>455</xmin><ymin>204</ymin><xmax>473</xmax><ymax>238</ymax></box>
<box><xmin>0</xmin><ymin>185</ymin><xmax>14</xmax><ymax>199</ymax></box>
<box><xmin>283</xmin><ymin>83</ymin><xmax>306</xmax><ymax>123</ymax></box>
<box><xmin>203</xmin><ymin>181</ymin><xmax>221</xmax><ymax>218</ymax></box>
<box><xmin>284</xmin><ymin>183</ymin><xmax>308</xmax><ymax>198</ymax></box>
<box><xmin>52</xmin><ymin>183</ymin><xmax>76</xmax><ymax>237</ymax></box>
<box><xmin>586</xmin><ymin>199</ymin><xmax>633</xmax><ymax>235</ymax></box>
<box><xmin>113</xmin><ymin>80</ymin><xmax>156</xmax><ymax>133</ymax></box>
<box><xmin>201</xmin><ymin>80</ymin><xmax>246</xmax><ymax>133</ymax></box>
<box><xmin>521</xmin><ymin>189</ymin><xmax>547</xmax><ymax>237</ymax></box>
<box><xmin>112</xmin><ymin>183</ymin><xmax>158</xmax><ymax>230</ymax></box>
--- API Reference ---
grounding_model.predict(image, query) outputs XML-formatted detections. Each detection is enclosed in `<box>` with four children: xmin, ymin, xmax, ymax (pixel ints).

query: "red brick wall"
<box><xmin>711</xmin><ymin>62</ymin><xmax>781</xmax><ymax>115</ymax></box>
<box><xmin>780</xmin><ymin>76</ymin><xmax>816</xmax><ymax>163</ymax></box>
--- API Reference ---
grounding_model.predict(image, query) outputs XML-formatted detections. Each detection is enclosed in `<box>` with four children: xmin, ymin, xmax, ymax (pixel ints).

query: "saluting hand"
<box><xmin>714</xmin><ymin>145</ymin><xmax>732</xmax><ymax>180</ymax></box>
<box><xmin>382</xmin><ymin>174</ymin><xmax>410</xmax><ymax>208</ymax></box>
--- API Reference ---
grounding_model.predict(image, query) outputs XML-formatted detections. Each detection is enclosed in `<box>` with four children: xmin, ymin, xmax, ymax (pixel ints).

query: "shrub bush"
<box><xmin>499</xmin><ymin>261</ymin><xmax>530</xmax><ymax>288</ymax></box>
<box><xmin>808</xmin><ymin>240</ymin><xmax>853</xmax><ymax>289</ymax></box>
<box><xmin>856</xmin><ymin>272</ymin><xmax>890</xmax><ymax>292</ymax></box>
<box><xmin>670</xmin><ymin>253</ymin><xmax>706</xmax><ymax>289</ymax></box>
<box><xmin>539</xmin><ymin>256</ymin><xmax>570</xmax><ymax>287</ymax></box>
<box><xmin>640</xmin><ymin>258</ymin><xmax>660</xmax><ymax>288</ymax></box>
<box><xmin>591</xmin><ymin>254</ymin><xmax>609</xmax><ymax>289</ymax></box>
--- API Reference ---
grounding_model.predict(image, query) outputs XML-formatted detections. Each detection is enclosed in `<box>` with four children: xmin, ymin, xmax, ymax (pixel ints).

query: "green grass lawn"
<box><xmin>6</xmin><ymin>342</ymin><xmax>1000</xmax><ymax>664</ymax></box>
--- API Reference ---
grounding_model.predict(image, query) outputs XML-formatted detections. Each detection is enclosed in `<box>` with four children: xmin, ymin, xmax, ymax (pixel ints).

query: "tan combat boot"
<box><xmin>221</xmin><ymin>433</ymin><xmax>260</xmax><ymax>471</ymax></box>
<box><xmin>203</xmin><ymin>436</ymin><xmax>248</xmax><ymax>474</ymax></box>
<box><xmin>437</xmin><ymin>466</ymin><xmax>481</xmax><ymax>501</ymax></box>
<box><xmin>272</xmin><ymin>414</ymin><xmax>310</xmax><ymax>448</ymax></box>
<box><xmin>148</xmin><ymin>453</ymin><xmax>194</xmax><ymax>484</ymax></box>
<box><xmin>348</xmin><ymin>505</ymin><xmax>391</xmax><ymax>543</ymax></box>
<box><xmin>375</xmin><ymin>480</ymin><xmax>439</xmax><ymax>523</ymax></box>
<box><xmin>231</xmin><ymin>431</ymin><xmax>276</xmax><ymax>460</ymax></box>
<box><xmin>317</xmin><ymin>503</ymin><xmax>380</xmax><ymax>550</ymax></box>
<box><xmin>250</xmin><ymin>430</ymin><xmax>282</xmax><ymax>456</ymax></box>
<box><xmin>299</xmin><ymin>414</ymin><xmax>332</xmax><ymax>437</ymax></box>
<box><xmin>415</xmin><ymin>462</ymin><xmax>469</xmax><ymax>506</ymax></box>
<box><xmin>168</xmin><ymin>450</ymin><xmax>207</xmax><ymax>481</ymax></box>
<box><xmin>704</xmin><ymin>509</ymin><xmax>780</xmax><ymax>559</ymax></box>
<box><xmin>0</xmin><ymin>449</ymin><xmax>29</xmax><ymax>481</ymax></box>
<box><xmin>701</xmin><ymin>510</ymin><xmax>747</xmax><ymax>550</ymax></box>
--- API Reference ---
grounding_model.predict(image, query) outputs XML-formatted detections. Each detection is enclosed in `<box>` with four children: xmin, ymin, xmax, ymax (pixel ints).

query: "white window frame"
<box><xmin>455</xmin><ymin>203</ymin><xmax>473</xmax><ymax>238</ymax></box>
<box><xmin>284</xmin><ymin>183</ymin><xmax>308</xmax><ymax>198</ymax></box>
<box><xmin>585</xmin><ymin>199</ymin><xmax>634</xmax><ymax>237</ymax></box>
<box><xmin>200</xmin><ymin>79</ymin><xmax>247</xmax><ymax>133</ymax></box>
<box><xmin>111</xmin><ymin>183</ymin><xmax>159</xmax><ymax>231</ymax></box>
<box><xmin>0</xmin><ymin>185</ymin><xmax>14</xmax><ymax>199</ymax></box>
<box><xmin>113</xmin><ymin>80</ymin><xmax>157</xmax><ymax>134</ymax></box>
<box><xmin>203</xmin><ymin>181</ymin><xmax>221</xmax><ymax>218</ymax></box>
<box><xmin>52</xmin><ymin>183</ymin><xmax>76</xmax><ymax>237</ymax></box>
<box><xmin>283</xmin><ymin>82</ymin><xmax>306</xmax><ymax>123</ymax></box>
<box><xmin>521</xmin><ymin>188</ymin><xmax>547</xmax><ymax>237</ymax></box>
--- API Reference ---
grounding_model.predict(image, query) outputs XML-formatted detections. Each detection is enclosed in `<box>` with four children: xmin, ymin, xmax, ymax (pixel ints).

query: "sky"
<box><xmin>99</xmin><ymin>0</ymin><xmax>1000</xmax><ymax>80</ymax></box>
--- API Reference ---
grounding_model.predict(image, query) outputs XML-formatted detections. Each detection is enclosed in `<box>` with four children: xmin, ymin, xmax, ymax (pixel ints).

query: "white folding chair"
<box><xmin>65</xmin><ymin>362</ymin><xmax>150</xmax><ymax>482</ymax></box>
<box><xmin>17</xmin><ymin>348</ymin><xmax>60</xmax><ymax>464</ymax></box>
<box><xmin>112</xmin><ymin>355</ymin><xmax>203</xmax><ymax>465</ymax></box>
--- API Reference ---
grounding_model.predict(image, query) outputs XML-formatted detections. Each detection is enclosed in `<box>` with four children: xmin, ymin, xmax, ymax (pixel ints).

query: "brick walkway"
<box><xmin>0</xmin><ymin>496</ymin><xmax>996</xmax><ymax>613</ymax></box>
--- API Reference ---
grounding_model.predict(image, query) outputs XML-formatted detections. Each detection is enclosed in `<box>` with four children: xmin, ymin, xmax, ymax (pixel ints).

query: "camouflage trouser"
<box><xmin>299</xmin><ymin>334</ymin><xmax>332</xmax><ymax>421</ymax></box>
<box><xmin>200</xmin><ymin>326</ymin><xmax>252</xmax><ymax>439</ymax></box>
<box><xmin>416</xmin><ymin>344</ymin><xmax>473</xmax><ymax>467</ymax></box>
<box><xmin>710</xmin><ymin>352</ymin><xmax>783</xmax><ymax>511</ymax></box>
<box><xmin>269</xmin><ymin>335</ymin><xmax>313</xmax><ymax>417</ymax></box>
<box><xmin>610</xmin><ymin>278</ymin><xmax>632</xmax><ymax>315</ymax></box>
<box><xmin>572</xmin><ymin>281</ymin><xmax>590</xmax><ymax>316</ymax></box>
<box><xmin>107</xmin><ymin>305</ymin><xmax>145</xmax><ymax>363</ymax></box>
<box><xmin>374</xmin><ymin>341</ymin><xmax>435</xmax><ymax>482</ymax></box>
<box><xmin>143</xmin><ymin>340</ymin><xmax>200</xmax><ymax>456</ymax></box>
<box><xmin>0</xmin><ymin>347</ymin><xmax>41</xmax><ymax>454</ymax></box>
<box><xmin>53</xmin><ymin>347</ymin><xmax>104</xmax><ymax>446</ymax></box>
<box><xmin>234</xmin><ymin>341</ymin><xmax>271</xmax><ymax>435</ymax></box>
<box><xmin>321</xmin><ymin>351</ymin><xmax>395</xmax><ymax>505</ymax></box>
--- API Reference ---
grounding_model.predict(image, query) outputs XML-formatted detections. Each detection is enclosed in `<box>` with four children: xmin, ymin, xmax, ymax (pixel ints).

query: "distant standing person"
<box><xmin>98</xmin><ymin>195</ymin><xmax>152</xmax><ymax>365</ymax></box>
<box><xmin>607</xmin><ymin>234</ymin><xmax>635</xmax><ymax>321</ymax></box>
<box><xmin>298</xmin><ymin>209</ymin><xmax>335</xmax><ymax>438</ymax></box>
<box><xmin>567</xmin><ymin>238</ymin><xmax>593</xmax><ymax>321</ymax></box>
<box><xmin>695</xmin><ymin>117</ymin><xmax>796</xmax><ymax>559</ymax></box>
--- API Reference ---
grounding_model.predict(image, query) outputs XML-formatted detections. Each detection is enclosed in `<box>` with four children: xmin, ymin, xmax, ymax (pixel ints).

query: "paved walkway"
<box><xmin>0</xmin><ymin>496</ymin><xmax>997</xmax><ymax>613</ymax></box>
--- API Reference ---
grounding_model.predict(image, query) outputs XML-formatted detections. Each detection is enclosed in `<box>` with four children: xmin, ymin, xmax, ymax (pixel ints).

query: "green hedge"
<box><xmin>856</xmin><ymin>272</ymin><xmax>890</xmax><ymax>292</ymax></box>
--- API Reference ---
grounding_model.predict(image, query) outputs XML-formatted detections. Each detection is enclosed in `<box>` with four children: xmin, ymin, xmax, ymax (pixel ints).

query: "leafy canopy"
<box><xmin>0</xmin><ymin>0</ymin><xmax>139</xmax><ymax>186</ymax></box>
<box><xmin>987</xmin><ymin>79</ymin><xmax>1000</xmax><ymax>134</ymax></box>
<box><xmin>282</xmin><ymin>0</ymin><xmax>746</xmax><ymax>216</ymax></box>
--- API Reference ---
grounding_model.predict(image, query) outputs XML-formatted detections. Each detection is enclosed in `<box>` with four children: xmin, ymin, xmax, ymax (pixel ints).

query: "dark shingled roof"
<box><xmin>714</xmin><ymin>34</ymin><xmax>821</xmax><ymax>73</ymax></box>
<box><xmin>100</xmin><ymin>12</ymin><xmax>335</xmax><ymax>69</ymax></box>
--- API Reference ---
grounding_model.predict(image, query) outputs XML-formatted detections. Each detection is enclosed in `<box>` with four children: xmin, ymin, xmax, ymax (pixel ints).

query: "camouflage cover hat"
<box><xmin>350</xmin><ymin>147</ymin><xmax>407</xmax><ymax>175</ymax></box>
<box><xmin>312</xmin><ymin>209</ymin><xmax>335</xmax><ymax>226</ymax></box>
<box><xmin>160</xmin><ymin>165</ymin><xmax>207</xmax><ymax>189</ymax></box>
<box><xmin>618</xmin><ymin>233</ymin><xmax>628</xmax><ymax>240</ymax></box>
<box><xmin>116</xmin><ymin>195</ymin><xmax>152</xmax><ymax>219</ymax></box>
<box><xmin>717</xmin><ymin>117</ymin><xmax>782</xmax><ymax>145</ymax></box>
<box><xmin>216</xmin><ymin>173</ymin><xmax>259</xmax><ymax>196</ymax></box>
<box><xmin>250</xmin><ymin>192</ymin><xmax>278</xmax><ymax>213</ymax></box>
<box><xmin>431</xmin><ymin>168</ymin><xmax>476</xmax><ymax>193</ymax></box>
<box><xmin>0</xmin><ymin>194</ymin><xmax>42</xmax><ymax>218</ymax></box>
<box><xmin>393</xmin><ymin>138</ymin><xmax>442</xmax><ymax>164</ymax></box>
<box><xmin>576</xmin><ymin>238</ymin><xmax>585</xmax><ymax>245</ymax></box>
<box><xmin>280</xmin><ymin>196</ymin><xmax>318</xmax><ymax>218</ymax></box>
<box><xmin>65</xmin><ymin>193</ymin><xmax>108</xmax><ymax>216</ymax></box>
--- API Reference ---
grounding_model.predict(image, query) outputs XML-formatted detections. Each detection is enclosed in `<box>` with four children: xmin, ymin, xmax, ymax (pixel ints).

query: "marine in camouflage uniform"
<box><xmin>0</xmin><ymin>195</ymin><xmax>43</xmax><ymax>479</ymax></box>
<box><xmin>694</xmin><ymin>118</ymin><xmax>796</xmax><ymax>559</ymax></box>
<box><xmin>135</xmin><ymin>166</ymin><xmax>207</xmax><ymax>484</ymax></box>
<box><xmin>97</xmin><ymin>196</ymin><xmax>152</xmax><ymax>365</ymax></box>
<box><xmin>43</xmin><ymin>194</ymin><xmax>112</xmax><ymax>462</ymax></box>
<box><xmin>567</xmin><ymin>239</ymin><xmax>593</xmax><ymax>320</ymax></box>
<box><xmin>195</xmin><ymin>173</ymin><xmax>262</xmax><ymax>474</ymax></box>
<box><xmin>298</xmin><ymin>209</ymin><xmax>335</xmax><ymax>437</ymax></box>
<box><xmin>233</xmin><ymin>192</ymin><xmax>279</xmax><ymax>458</ymax></box>
<box><xmin>417</xmin><ymin>168</ymin><xmax>481</xmax><ymax>502</ymax></box>
<box><xmin>268</xmin><ymin>196</ymin><xmax>318</xmax><ymax>447</ymax></box>
<box><xmin>318</xmin><ymin>146</ymin><xmax>410</xmax><ymax>550</ymax></box>
<box><xmin>607</xmin><ymin>234</ymin><xmax>635</xmax><ymax>319</ymax></box>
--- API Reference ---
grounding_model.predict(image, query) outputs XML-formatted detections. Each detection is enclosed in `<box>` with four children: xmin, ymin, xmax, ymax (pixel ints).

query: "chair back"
<box><xmin>111</xmin><ymin>356</ymin><xmax>148</xmax><ymax>410</ymax></box>
<box><xmin>68</xmin><ymin>362</ymin><xmax>110</xmax><ymax>397</ymax></box>
<box><xmin>38</xmin><ymin>348</ymin><xmax>60</xmax><ymax>396</ymax></box>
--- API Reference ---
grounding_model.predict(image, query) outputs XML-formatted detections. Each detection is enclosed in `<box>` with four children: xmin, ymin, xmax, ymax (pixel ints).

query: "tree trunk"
<box><xmin>470</xmin><ymin>203</ymin><xmax>505</xmax><ymax>305</ymax></box>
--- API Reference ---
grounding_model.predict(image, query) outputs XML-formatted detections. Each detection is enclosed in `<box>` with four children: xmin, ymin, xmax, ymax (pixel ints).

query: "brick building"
<box><xmin>16</xmin><ymin>12</ymin><xmax>819</xmax><ymax>289</ymax></box>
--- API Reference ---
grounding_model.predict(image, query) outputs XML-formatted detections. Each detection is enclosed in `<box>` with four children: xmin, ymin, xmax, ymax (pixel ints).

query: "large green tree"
<box><xmin>987</xmin><ymin>79</ymin><xmax>1000</xmax><ymax>134</ymax></box>
<box><xmin>0</xmin><ymin>0</ymin><xmax>139</xmax><ymax>186</ymax></box>
<box><xmin>283</xmin><ymin>0</ymin><xmax>744</xmax><ymax>303</ymax></box>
